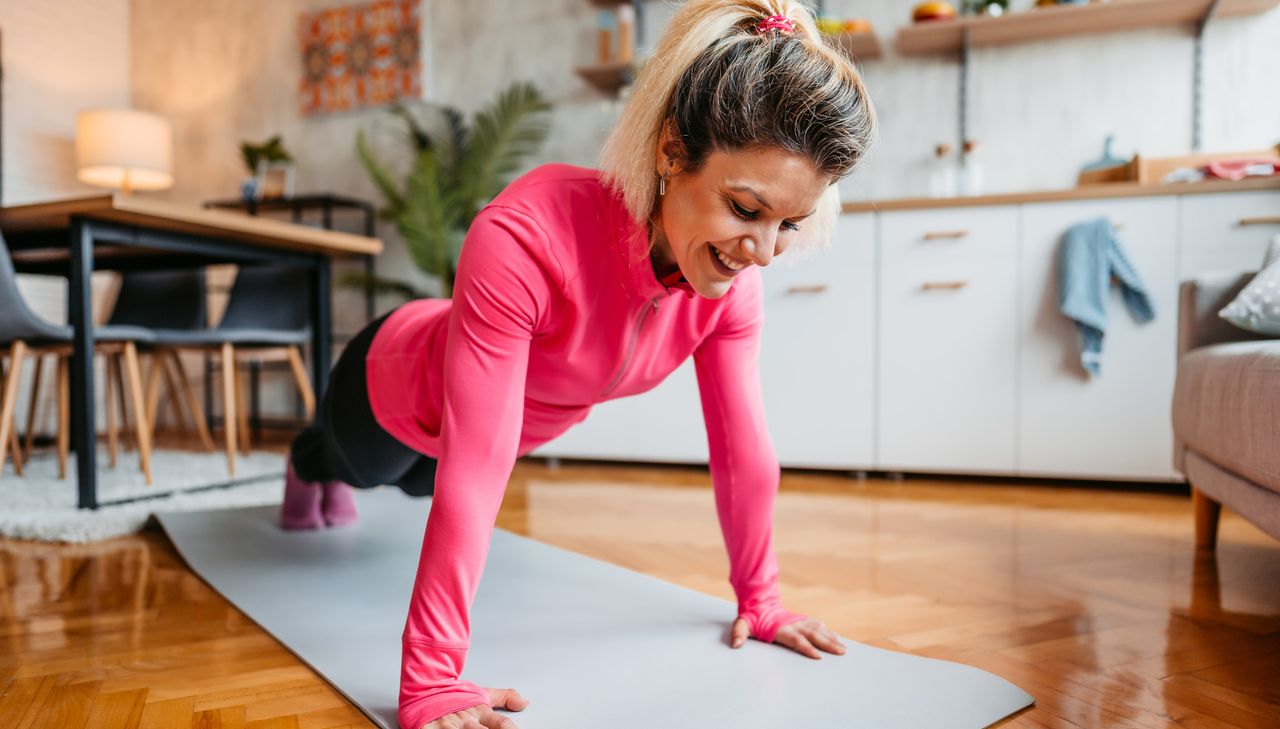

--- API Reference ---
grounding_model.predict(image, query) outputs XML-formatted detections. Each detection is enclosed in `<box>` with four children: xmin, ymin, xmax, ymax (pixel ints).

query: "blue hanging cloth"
<box><xmin>1056</xmin><ymin>217</ymin><xmax>1155</xmax><ymax>376</ymax></box>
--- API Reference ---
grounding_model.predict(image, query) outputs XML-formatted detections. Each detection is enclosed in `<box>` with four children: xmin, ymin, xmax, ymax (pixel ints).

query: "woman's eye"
<box><xmin>730</xmin><ymin>201</ymin><xmax>758</xmax><ymax>221</ymax></box>
<box><xmin>730</xmin><ymin>198</ymin><xmax>800</xmax><ymax>231</ymax></box>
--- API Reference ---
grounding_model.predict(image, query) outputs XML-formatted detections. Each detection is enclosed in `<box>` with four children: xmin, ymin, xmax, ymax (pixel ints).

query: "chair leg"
<box><xmin>122</xmin><ymin>342</ymin><xmax>153</xmax><ymax>486</ymax></box>
<box><xmin>233</xmin><ymin>358</ymin><xmax>250</xmax><ymax>455</ymax></box>
<box><xmin>1193</xmin><ymin>487</ymin><xmax>1221</xmax><ymax>551</ymax></box>
<box><xmin>220</xmin><ymin>343</ymin><xmax>237</xmax><ymax>477</ymax></box>
<box><xmin>168</xmin><ymin>351</ymin><xmax>215</xmax><ymax>452</ymax></box>
<box><xmin>104</xmin><ymin>353</ymin><xmax>119</xmax><ymax>468</ymax></box>
<box><xmin>144</xmin><ymin>352</ymin><xmax>164</xmax><ymax>443</ymax></box>
<box><xmin>285</xmin><ymin>346</ymin><xmax>316</xmax><ymax>420</ymax></box>
<box><xmin>113</xmin><ymin>353</ymin><xmax>133</xmax><ymax>451</ymax></box>
<box><xmin>0</xmin><ymin>342</ymin><xmax>27</xmax><ymax>476</ymax></box>
<box><xmin>159</xmin><ymin>353</ymin><xmax>187</xmax><ymax>437</ymax></box>
<box><xmin>6</xmin><ymin>422</ymin><xmax>21</xmax><ymax>477</ymax></box>
<box><xmin>22</xmin><ymin>354</ymin><xmax>43</xmax><ymax>463</ymax></box>
<box><xmin>56</xmin><ymin>357</ymin><xmax>69</xmax><ymax>479</ymax></box>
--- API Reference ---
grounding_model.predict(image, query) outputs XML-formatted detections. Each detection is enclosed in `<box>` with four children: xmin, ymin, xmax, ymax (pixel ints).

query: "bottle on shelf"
<box><xmin>596</xmin><ymin>9</ymin><xmax>616</xmax><ymax>64</ymax></box>
<box><xmin>959</xmin><ymin>139</ymin><xmax>985</xmax><ymax>197</ymax></box>
<box><xmin>929</xmin><ymin>143</ymin><xmax>957</xmax><ymax>198</ymax></box>
<box><xmin>616</xmin><ymin>4</ymin><xmax>635</xmax><ymax>64</ymax></box>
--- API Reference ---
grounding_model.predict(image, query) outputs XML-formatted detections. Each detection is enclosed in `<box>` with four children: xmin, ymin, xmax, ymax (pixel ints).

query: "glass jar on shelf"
<box><xmin>929</xmin><ymin>143</ymin><xmax>957</xmax><ymax>198</ymax></box>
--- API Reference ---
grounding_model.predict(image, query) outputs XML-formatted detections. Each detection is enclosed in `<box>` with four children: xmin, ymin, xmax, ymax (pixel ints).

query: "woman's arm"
<box><xmin>398</xmin><ymin>205</ymin><xmax>560</xmax><ymax>729</ymax></box>
<box><xmin>691</xmin><ymin>269</ymin><xmax>807</xmax><ymax>644</ymax></box>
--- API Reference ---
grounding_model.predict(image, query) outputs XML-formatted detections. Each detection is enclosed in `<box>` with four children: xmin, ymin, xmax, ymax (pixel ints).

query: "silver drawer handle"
<box><xmin>1239</xmin><ymin>216</ymin><xmax>1280</xmax><ymax>226</ymax></box>
<box><xmin>922</xmin><ymin>230</ymin><xmax>970</xmax><ymax>240</ymax></box>
<box><xmin>921</xmin><ymin>280</ymin><xmax>969</xmax><ymax>291</ymax></box>
<box><xmin>787</xmin><ymin>284</ymin><xmax>829</xmax><ymax>295</ymax></box>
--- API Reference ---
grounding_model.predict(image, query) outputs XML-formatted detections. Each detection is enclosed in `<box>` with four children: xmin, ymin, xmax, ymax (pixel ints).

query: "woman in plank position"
<box><xmin>280</xmin><ymin>1</ymin><xmax>875</xmax><ymax>726</ymax></box>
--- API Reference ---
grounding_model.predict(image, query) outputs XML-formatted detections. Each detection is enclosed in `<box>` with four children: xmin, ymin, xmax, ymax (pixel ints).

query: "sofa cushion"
<box><xmin>1218</xmin><ymin>235</ymin><xmax>1280</xmax><ymax>336</ymax></box>
<box><xmin>1173</xmin><ymin>340</ymin><xmax>1280</xmax><ymax>495</ymax></box>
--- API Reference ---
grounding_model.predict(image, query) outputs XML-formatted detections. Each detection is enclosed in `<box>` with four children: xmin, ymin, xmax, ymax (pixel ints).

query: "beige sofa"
<box><xmin>1172</xmin><ymin>271</ymin><xmax>1280</xmax><ymax>549</ymax></box>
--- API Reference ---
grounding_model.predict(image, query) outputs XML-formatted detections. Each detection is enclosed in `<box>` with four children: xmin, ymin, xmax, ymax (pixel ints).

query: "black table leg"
<box><xmin>364</xmin><ymin>254</ymin><xmax>376</xmax><ymax>322</ymax></box>
<box><xmin>309</xmin><ymin>257</ymin><xmax>332</xmax><ymax>400</ymax></box>
<box><xmin>69</xmin><ymin>217</ymin><xmax>98</xmax><ymax>510</ymax></box>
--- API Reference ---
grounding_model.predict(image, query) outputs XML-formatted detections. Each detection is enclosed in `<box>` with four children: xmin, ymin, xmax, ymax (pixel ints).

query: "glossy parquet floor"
<box><xmin>2</xmin><ymin>461</ymin><xmax>1279</xmax><ymax>728</ymax></box>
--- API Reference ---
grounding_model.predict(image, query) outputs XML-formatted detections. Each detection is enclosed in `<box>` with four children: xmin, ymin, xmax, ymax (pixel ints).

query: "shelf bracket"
<box><xmin>1192</xmin><ymin>0</ymin><xmax>1223</xmax><ymax>152</ymax></box>
<box><xmin>632</xmin><ymin>0</ymin><xmax>645</xmax><ymax>51</ymax></box>
<box><xmin>959</xmin><ymin>27</ymin><xmax>971</xmax><ymax>170</ymax></box>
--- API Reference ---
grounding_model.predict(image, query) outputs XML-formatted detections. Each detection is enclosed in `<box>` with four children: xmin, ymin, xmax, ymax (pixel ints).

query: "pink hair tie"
<box><xmin>756</xmin><ymin>14</ymin><xmax>795</xmax><ymax>35</ymax></box>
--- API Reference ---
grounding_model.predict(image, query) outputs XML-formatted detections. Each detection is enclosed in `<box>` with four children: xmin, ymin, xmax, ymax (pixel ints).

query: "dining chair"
<box><xmin>145</xmin><ymin>263</ymin><xmax>316</xmax><ymax>476</ymax></box>
<box><xmin>0</xmin><ymin>233</ymin><xmax>156</xmax><ymax>483</ymax></box>
<box><xmin>105</xmin><ymin>268</ymin><xmax>216</xmax><ymax>455</ymax></box>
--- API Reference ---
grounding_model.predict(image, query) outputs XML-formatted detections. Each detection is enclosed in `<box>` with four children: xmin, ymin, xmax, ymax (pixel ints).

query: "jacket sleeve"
<box><xmin>398</xmin><ymin>205</ymin><xmax>559</xmax><ymax>729</ymax></box>
<box><xmin>691</xmin><ymin>270</ymin><xmax>807</xmax><ymax>644</ymax></box>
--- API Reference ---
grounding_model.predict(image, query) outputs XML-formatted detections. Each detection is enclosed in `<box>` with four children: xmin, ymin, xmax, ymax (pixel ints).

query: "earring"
<box><xmin>658</xmin><ymin>173</ymin><xmax>667</xmax><ymax>197</ymax></box>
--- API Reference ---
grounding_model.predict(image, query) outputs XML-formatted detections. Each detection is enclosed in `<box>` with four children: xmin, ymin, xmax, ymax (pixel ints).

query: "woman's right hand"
<box><xmin>418</xmin><ymin>687</ymin><xmax>530</xmax><ymax>729</ymax></box>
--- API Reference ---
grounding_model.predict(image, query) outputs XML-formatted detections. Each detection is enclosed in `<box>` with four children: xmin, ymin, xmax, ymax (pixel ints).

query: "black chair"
<box><xmin>105</xmin><ymin>269</ymin><xmax>216</xmax><ymax>454</ymax></box>
<box><xmin>145</xmin><ymin>264</ymin><xmax>315</xmax><ymax>476</ymax></box>
<box><xmin>0</xmin><ymin>233</ymin><xmax>157</xmax><ymax>483</ymax></box>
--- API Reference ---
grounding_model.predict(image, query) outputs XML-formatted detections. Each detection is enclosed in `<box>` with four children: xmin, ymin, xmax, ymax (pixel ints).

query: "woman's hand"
<box><xmin>418</xmin><ymin>687</ymin><xmax>529</xmax><ymax>729</ymax></box>
<box><xmin>731</xmin><ymin>616</ymin><xmax>847</xmax><ymax>659</ymax></box>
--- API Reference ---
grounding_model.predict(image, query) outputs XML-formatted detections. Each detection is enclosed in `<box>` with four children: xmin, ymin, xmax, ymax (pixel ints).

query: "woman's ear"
<box><xmin>655</xmin><ymin>121</ymin><xmax>685</xmax><ymax>177</ymax></box>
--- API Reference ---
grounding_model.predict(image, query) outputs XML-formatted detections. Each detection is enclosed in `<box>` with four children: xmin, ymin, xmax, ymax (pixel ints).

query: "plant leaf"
<box><xmin>356</xmin><ymin>129</ymin><xmax>406</xmax><ymax>214</ymax></box>
<box><xmin>456</xmin><ymin>81</ymin><xmax>552</xmax><ymax>220</ymax></box>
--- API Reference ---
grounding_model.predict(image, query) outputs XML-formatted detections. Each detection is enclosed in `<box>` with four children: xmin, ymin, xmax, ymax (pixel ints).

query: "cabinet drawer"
<box><xmin>881</xmin><ymin>206</ymin><xmax>1019</xmax><ymax>272</ymax></box>
<box><xmin>1179</xmin><ymin>191</ymin><xmax>1280</xmax><ymax>276</ymax></box>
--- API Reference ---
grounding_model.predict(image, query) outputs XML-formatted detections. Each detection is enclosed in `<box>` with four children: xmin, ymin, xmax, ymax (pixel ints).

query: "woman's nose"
<box><xmin>741</xmin><ymin>230</ymin><xmax>778</xmax><ymax>267</ymax></box>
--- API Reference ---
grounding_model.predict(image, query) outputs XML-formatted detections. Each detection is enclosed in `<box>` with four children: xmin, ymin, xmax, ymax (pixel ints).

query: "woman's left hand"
<box><xmin>731</xmin><ymin>616</ymin><xmax>847</xmax><ymax>659</ymax></box>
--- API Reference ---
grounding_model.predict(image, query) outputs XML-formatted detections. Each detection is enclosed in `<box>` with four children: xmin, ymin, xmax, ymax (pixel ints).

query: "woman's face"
<box><xmin>652</xmin><ymin>142</ymin><xmax>830</xmax><ymax>299</ymax></box>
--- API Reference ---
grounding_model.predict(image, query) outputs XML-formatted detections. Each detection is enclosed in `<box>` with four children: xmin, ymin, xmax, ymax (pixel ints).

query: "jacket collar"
<box><xmin>611</xmin><ymin>192</ymin><xmax>697</xmax><ymax>301</ymax></box>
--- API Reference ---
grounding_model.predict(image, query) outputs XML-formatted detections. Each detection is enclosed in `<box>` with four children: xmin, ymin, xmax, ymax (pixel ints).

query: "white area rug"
<box><xmin>0</xmin><ymin>448</ymin><xmax>285</xmax><ymax>543</ymax></box>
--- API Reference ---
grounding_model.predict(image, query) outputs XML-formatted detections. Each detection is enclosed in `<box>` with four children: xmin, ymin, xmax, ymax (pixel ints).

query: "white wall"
<box><xmin>1</xmin><ymin>0</ymin><xmax>131</xmax><ymax>318</ymax></box>
<box><xmin>0</xmin><ymin>0</ymin><xmax>131</xmax><ymax>204</ymax></box>
<box><xmin>0</xmin><ymin>0</ymin><xmax>131</xmax><ymax>435</ymax></box>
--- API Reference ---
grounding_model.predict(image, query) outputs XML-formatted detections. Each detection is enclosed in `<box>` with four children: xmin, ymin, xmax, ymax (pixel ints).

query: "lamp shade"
<box><xmin>75</xmin><ymin>109</ymin><xmax>174</xmax><ymax>192</ymax></box>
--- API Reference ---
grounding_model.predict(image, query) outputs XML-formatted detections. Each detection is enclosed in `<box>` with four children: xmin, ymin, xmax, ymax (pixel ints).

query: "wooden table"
<box><xmin>0</xmin><ymin>193</ymin><xmax>383</xmax><ymax>510</ymax></box>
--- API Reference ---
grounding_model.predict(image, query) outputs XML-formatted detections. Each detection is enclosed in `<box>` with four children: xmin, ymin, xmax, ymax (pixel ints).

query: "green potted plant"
<box><xmin>351</xmin><ymin>81</ymin><xmax>552</xmax><ymax>299</ymax></box>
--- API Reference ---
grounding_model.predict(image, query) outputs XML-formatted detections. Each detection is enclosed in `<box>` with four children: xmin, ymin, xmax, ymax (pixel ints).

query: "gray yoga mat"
<box><xmin>158</xmin><ymin>487</ymin><xmax>1034</xmax><ymax>728</ymax></box>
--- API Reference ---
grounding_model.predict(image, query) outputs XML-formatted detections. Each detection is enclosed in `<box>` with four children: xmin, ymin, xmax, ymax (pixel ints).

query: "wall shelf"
<box><xmin>575</xmin><ymin>61</ymin><xmax>635</xmax><ymax>94</ymax></box>
<box><xmin>830</xmin><ymin>31</ymin><xmax>884</xmax><ymax>61</ymax></box>
<box><xmin>896</xmin><ymin>0</ymin><xmax>1280</xmax><ymax>55</ymax></box>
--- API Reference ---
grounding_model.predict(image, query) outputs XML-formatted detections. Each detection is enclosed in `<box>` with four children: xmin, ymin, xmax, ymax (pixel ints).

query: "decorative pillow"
<box><xmin>1219</xmin><ymin>234</ymin><xmax>1280</xmax><ymax>336</ymax></box>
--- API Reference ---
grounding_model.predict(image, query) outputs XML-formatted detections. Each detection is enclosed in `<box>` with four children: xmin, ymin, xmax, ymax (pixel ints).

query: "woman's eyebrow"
<box><xmin>727</xmin><ymin>184</ymin><xmax>817</xmax><ymax>218</ymax></box>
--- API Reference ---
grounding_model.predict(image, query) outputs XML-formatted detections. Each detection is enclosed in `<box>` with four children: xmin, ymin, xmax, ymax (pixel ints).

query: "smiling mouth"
<box><xmin>709</xmin><ymin>243</ymin><xmax>748</xmax><ymax>275</ymax></box>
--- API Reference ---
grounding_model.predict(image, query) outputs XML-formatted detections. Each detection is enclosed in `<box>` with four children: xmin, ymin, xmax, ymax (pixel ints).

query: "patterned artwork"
<box><xmin>298</xmin><ymin>0</ymin><xmax>422</xmax><ymax>116</ymax></box>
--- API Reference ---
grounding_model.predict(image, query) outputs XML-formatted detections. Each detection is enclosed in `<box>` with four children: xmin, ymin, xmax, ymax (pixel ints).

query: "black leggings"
<box><xmin>289</xmin><ymin>308</ymin><xmax>437</xmax><ymax>497</ymax></box>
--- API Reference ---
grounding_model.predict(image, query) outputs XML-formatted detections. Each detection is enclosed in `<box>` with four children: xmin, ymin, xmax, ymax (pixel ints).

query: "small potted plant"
<box><xmin>240</xmin><ymin>135</ymin><xmax>295</xmax><ymax>201</ymax></box>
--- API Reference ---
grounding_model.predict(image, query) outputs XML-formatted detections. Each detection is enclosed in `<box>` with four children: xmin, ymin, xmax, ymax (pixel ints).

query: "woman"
<box><xmin>281</xmin><ymin>1</ymin><xmax>875</xmax><ymax>727</ymax></box>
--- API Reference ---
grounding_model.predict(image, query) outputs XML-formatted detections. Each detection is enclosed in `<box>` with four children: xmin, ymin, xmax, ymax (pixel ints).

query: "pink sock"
<box><xmin>322</xmin><ymin>481</ymin><xmax>359</xmax><ymax>527</ymax></box>
<box><xmin>280</xmin><ymin>462</ymin><xmax>325</xmax><ymax>530</ymax></box>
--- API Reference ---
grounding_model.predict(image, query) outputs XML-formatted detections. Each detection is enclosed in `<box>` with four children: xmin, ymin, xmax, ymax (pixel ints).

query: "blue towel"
<box><xmin>1057</xmin><ymin>217</ymin><xmax>1155</xmax><ymax>376</ymax></box>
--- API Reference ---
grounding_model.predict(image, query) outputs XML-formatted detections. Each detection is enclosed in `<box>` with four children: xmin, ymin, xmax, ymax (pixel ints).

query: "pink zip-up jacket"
<box><xmin>365</xmin><ymin>163</ymin><xmax>806</xmax><ymax>729</ymax></box>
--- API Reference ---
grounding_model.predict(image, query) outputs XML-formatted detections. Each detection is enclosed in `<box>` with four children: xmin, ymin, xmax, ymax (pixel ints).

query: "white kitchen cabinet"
<box><xmin>1017</xmin><ymin>197</ymin><xmax>1180</xmax><ymax>481</ymax></box>
<box><xmin>1179</xmin><ymin>192</ymin><xmax>1280</xmax><ymax>276</ymax></box>
<box><xmin>878</xmin><ymin>206</ymin><xmax>1019</xmax><ymax>474</ymax></box>
<box><xmin>758</xmin><ymin>213</ymin><xmax>876</xmax><ymax>468</ymax></box>
<box><xmin>533</xmin><ymin>359</ymin><xmax>708</xmax><ymax>463</ymax></box>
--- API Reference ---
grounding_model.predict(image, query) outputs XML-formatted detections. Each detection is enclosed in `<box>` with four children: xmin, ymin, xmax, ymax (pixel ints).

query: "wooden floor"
<box><xmin>2</xmin><ymin>461</ymin><xmax>1279</xmax><ymax>728</ymax></box>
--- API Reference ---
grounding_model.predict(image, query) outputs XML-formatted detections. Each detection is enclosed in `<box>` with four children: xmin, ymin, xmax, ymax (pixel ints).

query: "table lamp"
<box><xmin>75</xmin><ymin>109</ymin><xmax>174</xmax><ymax>194</ymax></box>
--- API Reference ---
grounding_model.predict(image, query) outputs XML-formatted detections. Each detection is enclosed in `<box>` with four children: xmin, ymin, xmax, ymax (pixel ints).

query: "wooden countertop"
<box><xmin>841</xmin><ymin>176</ymin><xmax>1280</xmax><ymax>214</ymax></box>
<box><xmin>0</xmin><ymin>193</ymin><xmax>383</xmax><ymax>257</ymax></box>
